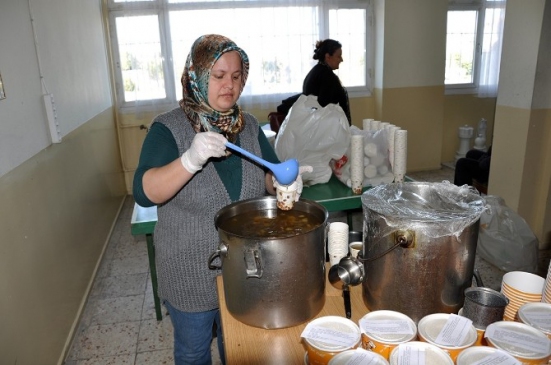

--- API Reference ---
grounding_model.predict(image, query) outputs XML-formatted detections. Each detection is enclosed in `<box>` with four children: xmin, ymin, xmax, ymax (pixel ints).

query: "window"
<box><xmin>106</xmin><ymin>0</ymin><xmax>372</xmax><ymax>112</ymax></box>
<box><xmin>445</xmin><ymin>0</ymin><xmax>506</xmax><ymax>96</ymax></box>
<box><xmin>445</xmin><ymin>8</ymin><xmax>478</xmax><ymax>86</ymax></box>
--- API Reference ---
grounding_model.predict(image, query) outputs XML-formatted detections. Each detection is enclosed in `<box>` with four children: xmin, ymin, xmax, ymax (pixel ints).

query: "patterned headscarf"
<box><xmin>179</xmin><ymin>34</ymin><xmax>249</xmax><ymax>142</ymax></box>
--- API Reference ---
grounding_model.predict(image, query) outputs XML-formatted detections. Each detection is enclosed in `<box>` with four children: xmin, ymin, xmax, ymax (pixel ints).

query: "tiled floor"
<box><xmin>64</xmin><ymin>196</ymin><xmax>187</xmax><ymax>365</ymax></box>
<box><xmin>64</xmin><ymin>165</ymin><xmax>550</xmax><ymax>364</ymax></box>
<box><xmin>64</xmin><ymin>196</ymin><xmax>222</xmax><ymax>365</ymax></box>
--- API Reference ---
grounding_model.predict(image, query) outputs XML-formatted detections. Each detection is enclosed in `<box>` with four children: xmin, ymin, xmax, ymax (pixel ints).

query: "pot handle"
<box><xmin>244</xmin><ymin>248</ymin><xmax>263</xmax><ymax>279</ymax></box>
<box><xmin>359</xmin><ymin>229</ymin><xmax>415</xmax><ymax>263</ymax></box>
<box><xmin>208</xmin><ymin>242</ymin><xmax>228</xmax><ymax>270</ymax></box>
<box><xmin>343</xmin><ymin>286</ymin><xmax>351</xmax><ymax>319</ymax></box>
<box><xmin>473</xmin><ymin>268</ymin><xmax>484</xmax><ymax>287</ymax></box>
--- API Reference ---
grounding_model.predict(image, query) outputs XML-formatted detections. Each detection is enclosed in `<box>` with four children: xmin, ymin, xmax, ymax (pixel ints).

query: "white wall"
<box><xmin>0</xmin><ymin>1</ymin><xmax>125</xmax><ymax>364</ymax></box>
<box><xmin>497</xmin><ymin>0</ymin><xmax>545</xmax><ymax>109</ymax></box>
<box><xmin>0</xmin><ymin>0</ymin><xmax>112</xmax><ymax>177</ymax></box>
<box><xmin>533</xmin><ymin>0</ymin><xmax>551</xmax><ymax>110</ymax></box>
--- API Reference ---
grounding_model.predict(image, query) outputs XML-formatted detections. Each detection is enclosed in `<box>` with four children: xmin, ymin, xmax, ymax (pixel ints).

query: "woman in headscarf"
<box><xmin>133</xmin><ymin>34</ymin><xmax>298</xmax><ymax>364</ymax></box>
<box><xmin>303</xmin><ymin>39</ymin><xmax>352</xmax><ymax>125</ymax></box>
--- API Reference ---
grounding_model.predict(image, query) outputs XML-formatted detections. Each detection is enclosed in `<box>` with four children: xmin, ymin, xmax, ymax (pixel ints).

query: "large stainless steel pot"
<box><xmin>209</xmin><ymin>196</ymin><xmax>328</xmax><ymax>329</ymax></box>
<box><xmin>360</xmin><ymin>182</ymin><xmax>486</xmax><ymax>323</ymax></box>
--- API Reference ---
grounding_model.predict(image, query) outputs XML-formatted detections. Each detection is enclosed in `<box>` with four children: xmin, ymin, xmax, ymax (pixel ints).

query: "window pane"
<box><xmin>169</xmin><ymin>6</ymin><xmax>319</xmax><ymax>101</ymax></box>
<box><xmin>445</xmin><ymin>10</ymin><xmax>477</xmax><ymax>85</ymax></box>
<box><xmin>115</xmin><ymin>15</ymin><xmax>166</xmax><ymax>102</ymax></box>
<box><xmin>329</xmin><ymin>9</ymin><xmax>367</xmax><ymax>88</ymax></box>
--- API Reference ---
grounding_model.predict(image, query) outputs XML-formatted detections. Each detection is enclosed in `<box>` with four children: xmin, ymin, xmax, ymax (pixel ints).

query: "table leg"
<box><xmin>146</xmin><ymin>233</ymin><xmax>162</xmax><ymax>321</ymax></box>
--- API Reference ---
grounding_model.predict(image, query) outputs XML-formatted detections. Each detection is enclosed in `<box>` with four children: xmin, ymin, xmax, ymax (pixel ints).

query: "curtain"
<box><xmin>478</xmin><ymin>0</ymin><xmax>506</xmax><ymax>98</ymax></box>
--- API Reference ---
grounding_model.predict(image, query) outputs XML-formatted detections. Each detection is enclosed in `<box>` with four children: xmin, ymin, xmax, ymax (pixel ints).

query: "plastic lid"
<box><xmin>359</xmin><ymin>310</ymin><xmax>417</xmax><ymax>343</ymax></box>
<box><xmin>389</xmin><ymin>341</ymin><xmax>454</xmax><ymax>365</ymax></box>
<box><xmin>485</xmin><ymin>321</ymin><xmax>551</xmax><ymax>359</ymax></box>
<box><xmin>456</xmin><ymin>346</ymin><xmax>516</xmax><ymax>365</ymax></box>
<box><xmin>517</xmin><ymin>302</ymin><xmax>551</xmax><ymax>335</ymax></box>
<box><xmin>417</xmin><ymin>313</ymin><xmax>477</xmax><ymax>348</ymax></box>
<box><xmin>329</xmin><ymin>349</ymin><xmax>389</xmax><ymax>365</ymax></box>
<box><xmin>302</xmin><ymin>316</ymin><xmax>361</xmax><ymax>352</ymax></box>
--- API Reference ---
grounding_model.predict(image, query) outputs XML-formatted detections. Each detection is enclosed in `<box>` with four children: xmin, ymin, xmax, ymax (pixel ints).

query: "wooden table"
<box><xmin>216</xmin><ymin>264</ymin><xmax>369</xmax><ymax>365</ymax></box>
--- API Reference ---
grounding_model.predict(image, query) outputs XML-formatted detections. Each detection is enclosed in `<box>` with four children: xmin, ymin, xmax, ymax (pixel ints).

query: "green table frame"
<box><xmin>130</xmin><ymin>175</ymin><xmax>391</xmax><ymax>320</ymax></box>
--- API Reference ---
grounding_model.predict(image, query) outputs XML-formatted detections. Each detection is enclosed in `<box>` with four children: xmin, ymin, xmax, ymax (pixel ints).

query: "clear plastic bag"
<box><xmin>274</xmin><ymin>94</ymin><xmax>350</xmax><ymax>186</ymax></box>
<box><xmin>331</xmin><ymin>126</ymin><xmax>394</xmax><ymax>188</ymax></box>
<box><xmin>477</xmin><ymin>195</ymin><xmax>539</xmax><ymax>273</ymax></box>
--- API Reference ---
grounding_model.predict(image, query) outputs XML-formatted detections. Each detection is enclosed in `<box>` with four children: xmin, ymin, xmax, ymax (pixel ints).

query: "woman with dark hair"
<box><xmin>302</xmin><ymin>39</ymin><xmax>351</xmax><ymax>124</ymax></box>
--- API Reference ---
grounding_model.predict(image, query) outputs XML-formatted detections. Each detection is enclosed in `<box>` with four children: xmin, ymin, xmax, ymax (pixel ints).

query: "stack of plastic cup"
<box><xmin>362</xmin><ymin>118</ymin><xmax>374</xmax><ymax>131</ymax></box>
<box><xmin>500</xmin><ymin>271</ymin><xmax>545</xmax><ymax>321</ymax></box>
<box><xmin>328</xmin><ymin>222</ymin><xmax>349</xmax><ymax>266</ymax></box>
<box><xmin>393</xmin><ymin>129</ymin><xmax>407</xmax><ymax>183</ymax></box>
<box><xmin>543</xmin><ymin>261</ymin><xmax>551</xmax><ymax>303</ymax></box>
<box><xmin>350</xmin><ymin>135</ymin><xmax>364</xmax><ymax>195</ymax></box>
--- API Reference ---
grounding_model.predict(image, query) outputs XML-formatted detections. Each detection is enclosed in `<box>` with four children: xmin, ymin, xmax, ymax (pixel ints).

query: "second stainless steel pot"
<box><xmin>361</xmin><ymin>182</ymin><xmax>486</xmax><ymax>323</ymax></box>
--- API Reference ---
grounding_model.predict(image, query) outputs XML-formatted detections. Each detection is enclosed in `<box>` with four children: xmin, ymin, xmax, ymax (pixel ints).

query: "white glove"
<box><xmin>273</xmin><ymin>165</ymin><xmax>313</xmax><ymax>202</ymax></box>
<box><xmin>180</xmin><ymin>132</ymin><xmax>227</xmax><ymax>173</ymax></box>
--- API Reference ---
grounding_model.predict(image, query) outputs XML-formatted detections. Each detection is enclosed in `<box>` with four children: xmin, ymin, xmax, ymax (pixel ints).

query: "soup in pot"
<box><xmin>218</xmin><ymin>209</ymin><xmax>323</xmax><ymax>238</ymax></box>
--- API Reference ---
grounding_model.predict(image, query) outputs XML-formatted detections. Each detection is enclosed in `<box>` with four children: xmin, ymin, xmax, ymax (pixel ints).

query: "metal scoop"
<box><xmin>328</xmin><ymin>256</ymin><xmax>365</xmax><ymax>318</ymax></box>
<box><xmin>225</xmin><ymin>142</ymin><xmax>299</xmax><ymax>185</ymax></box>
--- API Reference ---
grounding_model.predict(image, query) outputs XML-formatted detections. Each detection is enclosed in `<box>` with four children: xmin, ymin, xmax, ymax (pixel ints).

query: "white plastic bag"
<box><xmin>477</xmin><ymin>195</ymin><xmax>539</xmax><ymax>273</ymax></box>
<box><xmin>274</xmin><ymin>94</ymin><xmax>350</xmax><ymax>186</ymax></box>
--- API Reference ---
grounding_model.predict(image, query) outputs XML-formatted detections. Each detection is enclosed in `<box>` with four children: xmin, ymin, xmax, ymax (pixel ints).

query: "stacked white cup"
<box><xmin>350</xmin><ymin>135</ymin><xmax>364</xmax><ymax>195</ymax></box>
<box><xmin>328</xmin><ymin>222</ymin><xmax>349</xmax><ymax>266</ymax></box>
<box><xmin>394</xmin><ymin>129</ymin><xmax>408</xmax><ymax>183</ymax></box>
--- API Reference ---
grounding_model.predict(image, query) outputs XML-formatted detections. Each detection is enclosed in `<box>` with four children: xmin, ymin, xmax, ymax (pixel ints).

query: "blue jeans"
<box><xmin>165</xmin><ymin>301</ymin><xmax>225</xmax><ymax>365</ymax></box>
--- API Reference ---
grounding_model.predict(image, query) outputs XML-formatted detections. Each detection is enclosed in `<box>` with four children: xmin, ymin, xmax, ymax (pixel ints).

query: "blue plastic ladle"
<box><xmin>225</xmin><ymin>141</ymin><xmax>299</xmax><ymax>185</ymax></box>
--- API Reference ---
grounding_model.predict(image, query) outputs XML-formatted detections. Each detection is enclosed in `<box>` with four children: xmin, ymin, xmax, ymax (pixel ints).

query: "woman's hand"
<box><xmin>180</xmin><ymin>132</ymin><xmax>227</xmax><ymax>173</ymax></box>
<box><xmin>143</xmin><ymin>131</ymin><xmax>227</xmax><ymax>204</ymax></box>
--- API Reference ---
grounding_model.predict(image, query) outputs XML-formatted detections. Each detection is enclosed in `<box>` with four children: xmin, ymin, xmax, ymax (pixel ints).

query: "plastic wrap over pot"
<box><xmin>361</xmin><ymin>182</ymin><xmax>486</xmax><ymax>241</ymax></box>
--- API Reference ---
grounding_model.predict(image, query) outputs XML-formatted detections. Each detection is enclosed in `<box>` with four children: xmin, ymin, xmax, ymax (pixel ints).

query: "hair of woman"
<box><xmin>312</xmin><ymin>39</ymin><xmax>342</xmax><ymax>61</ymax></box>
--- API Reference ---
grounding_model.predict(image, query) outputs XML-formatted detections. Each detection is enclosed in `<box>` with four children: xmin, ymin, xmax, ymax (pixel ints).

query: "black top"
<box><xmin>302</xmin><ymin>63</ymin><xmax>351</xmax><ymax>124</ymax></box>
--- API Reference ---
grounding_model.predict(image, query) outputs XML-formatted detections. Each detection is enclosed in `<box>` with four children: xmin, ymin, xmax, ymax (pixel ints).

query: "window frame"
<box><xmin>108</xmin><ymin>8</ymin><xmax>177</xmax><ymax>107</ymax></box>
<box><xmin>106</xmin><ymin>0</ymin><xmax>372</xmax><ymax>113</ymax></box>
